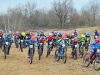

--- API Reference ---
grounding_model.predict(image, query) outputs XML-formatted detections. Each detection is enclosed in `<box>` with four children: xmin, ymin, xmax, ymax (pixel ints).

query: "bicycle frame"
<box><xmin>58</xmin><ymin>44</ymin><xmax>65</xmax><ymax>57</ymax></box>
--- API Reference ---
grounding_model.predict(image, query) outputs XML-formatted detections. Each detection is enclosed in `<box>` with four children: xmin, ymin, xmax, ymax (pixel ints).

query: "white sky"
<box><xmin>0</xmin><ymin>0</ymin><xmax>90</xmax><ymax>12</ymax></box>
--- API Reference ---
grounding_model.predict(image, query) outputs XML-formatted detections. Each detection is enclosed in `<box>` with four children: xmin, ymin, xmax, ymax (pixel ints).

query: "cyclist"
<box><xmin>79</xmin><ymin>34</ymin><xmax>86</xmax><ymax>53</ymax></box>
<box><xmin>26</xmin><ymin>33</ymin><xmax>38</xmax><ymax>58</ymax></box>
<box><xmin>74</xmin><ymin>29</ymin><xmax>78</xmax><ymax>37</ymax></box>
<box><xmin>64</xmin><ymin>32</ymin><xmax>70</xmax><ymax>45</ymax></box>
<box><xmin>40</xmin><ymin>31</ymin><xmax>45</xmax><ymax>37</ymax></box>
<box><xmin>70</xmin><ymin>33</ymin><xmax>75</xmax><ymax>47</ymax></box>
<box><xmin>46</xmin><ymin>32</ymin><xmax>53</xmax><ymax>49</ymax></box>
<box><xmin>36</xmin><ymin>31</ymin><xmax>40</xmax><ymax>41</ymax></box>
<box><xmin>0</xmin><ymin>30</ymin><xmax>3</xmax><ymax>49</ymax></box>
<box><xmin>57</xmin><ymin>34</ymin><xmax>69</xmax><ymax>54</ymax></box>
<box><xmin>85</xmin><ymin>32</ymin><xmax>91</xmax><ymax>43</ymax></box>
<box><xmin>3</xmin><ymin>34</ymin><xmax>12</xmax><ymax>55</ymax></box>
<box><xmin>94</xmin><ymin>30</ymin><xmax>99</xmax><ymax>39</ymax></box>
<box><xmin>26</xmin><ymin>32</ymin><xmax>31</xmax><ymax>40</ymax></box>
<box><xmin>57</xmin><ymin>32</ymin><xmax>62</xmax><ymax>40</ymax></box>
<box><xmin>14</xmin><ymin>31</ymin><xmax>20</xmax><ymax>40</ymax></box>
<box><xmin>38</xmin><ymin>36</ymin><xmax>45</xmax><ymax>54</ymax></box>
<box><xmin>19</xmin><ymin>30</ymin><xmax>26</xmax><ymax>49</ymax></box>
<box><xmin>8</xmin><ymin>31</ymin><xmax>13</xmax><ymax>43</ymax></box>
<box><xmin>21</xmin><ymin>30</ymin><xmax>26</xmax><ymax>39</ymax></box>
<box><xmin>89</xmin><ymin>37</ymin><xmax>100</xmax><ymax>63</ymax></box>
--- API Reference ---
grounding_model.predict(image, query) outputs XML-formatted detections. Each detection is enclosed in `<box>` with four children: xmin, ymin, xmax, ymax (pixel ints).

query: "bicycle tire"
<box><xmin>54</xmin><ymin>49</ymin><xmax>60</xmax><ymax>61</ymax></box>
<box><xmin>94</xmin><ymin>57</ymin><xmax>100</xmax><ymax>71</ymax></box>
<box><xmin>83</xmin><ymin>53</ymin><xmax>91</xmax><ymax>67</ymax></box>
<box><xmin>62</xmin><ymin>50</ymin><xmax>67</xmax><ymax>63</ymax></box>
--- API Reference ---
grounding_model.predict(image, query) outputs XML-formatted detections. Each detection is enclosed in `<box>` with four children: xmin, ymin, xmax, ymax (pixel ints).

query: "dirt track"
<box><xmin>0</xmin><ymin>27</ymin><xmax>100</xmax><ymax>75</ymax></box>
<box><xmin>0</xmin><ymin>45</ymin><xmax>100</xmax><ymax>75</ymax></box>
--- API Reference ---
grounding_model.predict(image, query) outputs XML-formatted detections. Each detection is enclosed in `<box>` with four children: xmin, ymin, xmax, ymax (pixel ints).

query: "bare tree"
<box><xmin>89</xmin><ymin>0</ymin><xmax>100</xmax><ymax>24</ymax></box>
<box><xmin>52</xmin><ymin>0</ymin><xmax>73</xmax><ymax>28</ymax></box>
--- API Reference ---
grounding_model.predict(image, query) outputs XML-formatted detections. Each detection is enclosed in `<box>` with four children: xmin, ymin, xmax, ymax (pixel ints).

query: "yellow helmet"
<box><xmin>81</xmin><ymin>34</ymin><xmax>85</xmax><ymax>37</ymax></box>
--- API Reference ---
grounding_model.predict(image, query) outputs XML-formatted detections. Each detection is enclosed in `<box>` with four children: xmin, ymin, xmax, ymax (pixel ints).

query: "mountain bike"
<box><xmin>85</xmin><ymin>38</ymin><xmax>90</xmax><ymax>51</ymax></box>
<box><xmin>83</xmin><ymin>48</ymin><xmax>100</xmax><ymax>71</ymax></box>
<box><xmin>46</xmin><ymin>41</ymin><xmax>53</xmax><ymax>57</ymax></box>
<box><xmin>54</xmin><ymin>44</ymin><xmax>67</xmax><ymax>63</ymax></box>
<box><xmin>20</xmin><ymin>39</ymin><xmax>24</xmax><ymax>52</ymax></box>
<box><xmin>15</xmin><ymin>36</ymin><xmax>19</xmax><ymax>48</ymax></box>
<box><xmin>71</xmin><ymin>44</ymin><xmax>78</xmax><ymax>60</ymax></box>
<box><xmin>28</xmin><ymin>44</ymin><xmax>35</xmax><ymax>64</ymax></box>
<box><xmin>4</xmin><ymin>40</ymin><xmax>11</xmax><ymax>59</ymax></box>
<box><xmin>38</xmin><ymin>43</ymin><xmax>43</xmax><ymax>60</ymax></box>
<box><xmin>79</xmin><ymin>42</ymin><xmax>85</xmax><ymax>58</ymax></box>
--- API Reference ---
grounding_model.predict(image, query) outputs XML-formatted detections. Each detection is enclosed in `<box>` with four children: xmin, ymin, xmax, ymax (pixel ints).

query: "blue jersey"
<box><xmin>90</xmin><ymin>42</ymin><xmax>100</xmax><ymax>52</ymax></box>
<box><xmin>26</xmin><ymin>39</ymin><xmax>38</xmax><ymax>46</ymax></box>
<box><xmin>4</xmin><ymin>35</ymin><xmax>12</xmax><ymax>41</ymax></box>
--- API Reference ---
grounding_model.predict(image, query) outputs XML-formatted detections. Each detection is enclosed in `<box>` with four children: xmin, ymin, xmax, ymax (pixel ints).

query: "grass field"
<box><xmin>0</xmin><ymin>27</ymin><xmax>100</xmax><ymax>75</ymax></box>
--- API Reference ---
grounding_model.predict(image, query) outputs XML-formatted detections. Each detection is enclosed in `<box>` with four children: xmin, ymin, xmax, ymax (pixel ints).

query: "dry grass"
<box><xmin>0</xmin><ymin>27</ymin><xmax>100</xmax><ymax>75</ymax></box>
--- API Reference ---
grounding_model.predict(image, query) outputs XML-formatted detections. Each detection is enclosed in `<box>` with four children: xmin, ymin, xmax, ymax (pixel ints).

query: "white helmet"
<box><xmin>49</xmin><ymin>33</ymin><xmax>52</xmax><ymax>36</ymax></box>
<box><xmin>9</xmin><ymin>31</ymin><xmax>12</xmax><ymax>33</ymax></box>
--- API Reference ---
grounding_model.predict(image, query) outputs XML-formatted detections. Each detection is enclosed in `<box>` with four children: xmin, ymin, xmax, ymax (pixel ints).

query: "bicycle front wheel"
<box><xmin>83</xmin><ymin>53</ymin><xmax>91</xmax><ymax>67</ymax></box>
<box><xmin>62</xmin><ymin>50</ymin><xmax>67</xmax><ymax>63</ymax></box>
<box><xmin>94</xmin><ymin>57</ymin><xmax>100</xmax><ymax>71</ymax></box>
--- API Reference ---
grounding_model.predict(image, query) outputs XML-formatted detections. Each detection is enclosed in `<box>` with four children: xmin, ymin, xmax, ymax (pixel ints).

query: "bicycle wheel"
<box><xmin>4</xmin><ymin>47</ymin><xmax>7</xmax><ymax>59</ymax></box>
<box><xmin>74</xmin><ymin>49</ymin><xmax>77</xmax><ymax>60</ymax></box>
<box><xmin>94</xmin><ymin>57</ymin><xmax>100</xmax><ymax>71</ymax></box>
<box><xmin>20</xmin><ymin>43</ymin><xmax>23</xmax><ymax>52</ymax></box>
<box><xmin>38</xmin><ymin>48</ymin><xmax>42</xmax><ymax>60</ymax></box>
<box><xmin>85</xmin><ymin>43</ymin><xmax>89</xmax><ymax>51</ymax></box>
<box><xmin>83</xmin><ymin>53</ymin><xmax>91</xmax><ymax>67</ymax></box>
<box><xmin>15</xmin><ymin>40</ymin><xmax>19</xmax><ymax>48</ymax></box>
<box><xmin>54</xmin><ymin>49</ymin><xmax>60</xmax><ymax>61</ymax></box>
<box><xmin>80</xmin><ymin>46</ymin><xmax>84</xmax><ymax>58</ymax></box>
<box><xmin>29</xmin><ymin>50</ymin><xmax>33</xmax><ymax>64</ymax></box>
<box><xmin>62</xmin><ymin>50</ymin><xmax>67</xmax><ymax>63</ymax></box>
<box><xmin>46</xmin><ymin>47</ymin><xmax>51</xmax><ymax>57</ymax></box>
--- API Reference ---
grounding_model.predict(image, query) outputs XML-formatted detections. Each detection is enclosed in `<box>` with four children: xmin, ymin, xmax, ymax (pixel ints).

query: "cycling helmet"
<box><xmin>7</xmin><ymin>34</ymin><xmax>10</xmax><ymax>38</ymax></box>
<box><xmin>81</xmin><ymin>34</ymin><xmax>85</xmax><ymax>38</ymax></box>
<box><xmin>52</xmin><ymin>30</ymin><xmax>54</xmax><ymax>33</ymax></box>
<box><xmin>96</xmin><ymin>37</ymin><xmax>100</xmax><ymax>43</ymax></box>
<box><xmin>71</xmin><ymin>33</ymin><xmax>74</xmax><ymax>36</ymax></box>
<box><xmin>0</xmin><ymin>30</ymin><xmax>3</xmax><ymax>32</ymax></box>
<box><xmin>58</xmin><ymin>32</ymin><xmax>62</xmax><ymax>35</ymax></box>
<box><xmin>32</xmin><ymin>32</ymin><xmax>34</xmax><ymax>36</ymax></box>
<box><xmin>31</xmin><ymin>36</ymin><xmax>36</xmax><ymax>41</ymax></box>
<box><xmin>9</xmin><ymin>31</ymin><xmax>11</xmax><ymax>33</ymax></box>
<box><xmin>86</xmin><ymin>32</ymin><xmax>90</xmax><ymax>37</ymax></box>
<box><xmin>48</xmin><ymin>33</ymin><xmax>52</xmax><ymax>36</ymax></box>
<box><xmin>62</xmin><ymin>35</ymin><xmax>65</xmax><ymax>39</ymax></box>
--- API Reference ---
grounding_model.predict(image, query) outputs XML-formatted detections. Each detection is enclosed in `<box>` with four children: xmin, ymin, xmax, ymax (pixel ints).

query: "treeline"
<box><xmin>0</xmin><ymin>0</ymin><xmax>100</xmax><ymax>32</ymax></box>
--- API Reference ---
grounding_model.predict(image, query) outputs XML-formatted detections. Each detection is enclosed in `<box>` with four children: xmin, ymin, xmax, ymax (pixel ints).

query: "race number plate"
<box><xmin>62</xmin><ymin>44</ymin><xmax>65</xmax><ymax>47</ymax></box>
<box><xmin>49</xmin><ymin>42</ymin><xmax>52</xmax><ymax>45</ymax></box>
<box><xmin>87</xmin><ymin>38</ymin><xmax>89</xmax><ymax>41</ymax></box>
<box><xmin>21</xmin><ymin>40</ymin><xmax>23</xmax><ymax>42</ymax></box>
<box><xmin>82</xmin><ymin>42</ymin><xmax>84</xmax><ymax>45</ymax></box>
<box><xmin>39</xmin><ymin>43</ymin><xmax>43</xmax><ymax>45</ymax></box>
<box><xmin>6</xmin><ymin>42</ymin><xmax>9</xmax><ymax>45</ymax></box>
<box><xmin>75</xmin><ymin>45</ymin><xmax>77</xmax><ymax>48</ymax></box>
<box><xmin>29</xmin><ymin>45</ymin><xmax>33</xmax><ymax>48</ymax></box>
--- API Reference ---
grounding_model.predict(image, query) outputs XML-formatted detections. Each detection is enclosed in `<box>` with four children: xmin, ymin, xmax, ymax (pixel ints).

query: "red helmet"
<box><xmin>96</xmin><ymin>37</ymin><xmax>100</xmax><ymax>43</ymax></box>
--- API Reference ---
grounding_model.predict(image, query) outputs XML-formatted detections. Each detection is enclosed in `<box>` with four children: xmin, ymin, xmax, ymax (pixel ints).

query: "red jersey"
<box><xmin>39</xmin><ymin>38</ymin><xmax>45</xmax><ymax>44</ymax></box>
<box><xmin>47</xmin><ymin>35</ymin><xmax>52</xmax><ymax>41</ymax></box>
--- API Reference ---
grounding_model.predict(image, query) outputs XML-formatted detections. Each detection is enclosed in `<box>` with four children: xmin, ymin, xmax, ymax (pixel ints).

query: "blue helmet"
<box><xmin>86</xmin><ymin>32</ymin><xmax>90</xmax><ymax>37</ymax></box>
<box><xmin>58</xmin><ymin>32</ymin><xmax>62</xmax><ymax>35</ymax></box>
<box><xmin>0</xmin><ymin>30</ymin><xmax>3</xmax><ymax>32</ymax></box>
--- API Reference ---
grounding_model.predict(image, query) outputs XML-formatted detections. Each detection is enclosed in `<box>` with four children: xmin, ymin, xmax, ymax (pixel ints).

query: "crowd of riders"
<box><xmin>0</xmin><ymin>29</ymin><xmax>100</xmax><ymax>64</ymax></box>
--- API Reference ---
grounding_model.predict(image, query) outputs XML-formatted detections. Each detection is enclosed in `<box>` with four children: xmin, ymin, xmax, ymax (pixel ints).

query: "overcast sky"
<box><xmin>0</xmin><ymin>0</ymin><xmax>90</xmax><ymax>12</ymax></box>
